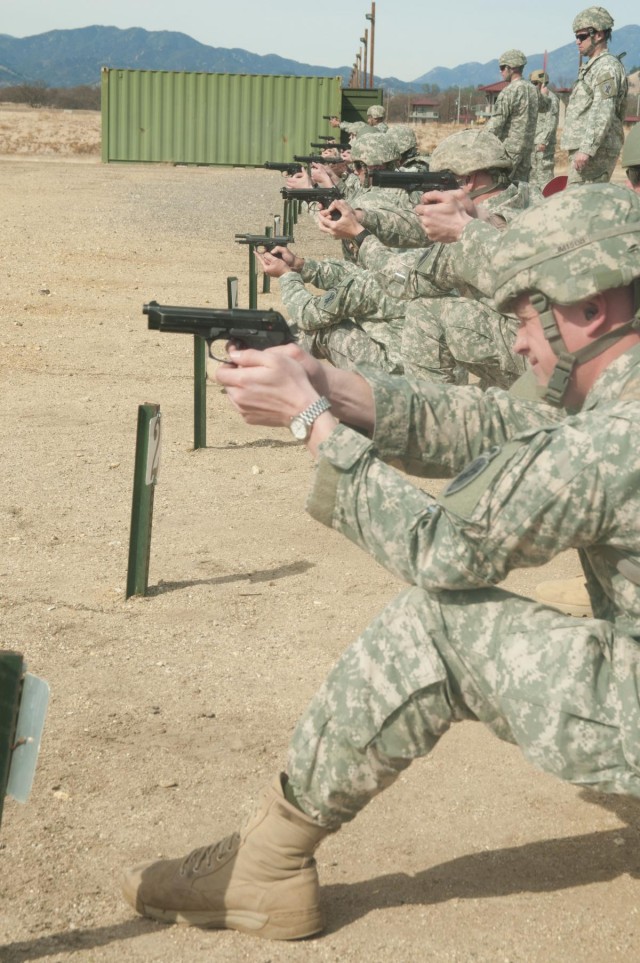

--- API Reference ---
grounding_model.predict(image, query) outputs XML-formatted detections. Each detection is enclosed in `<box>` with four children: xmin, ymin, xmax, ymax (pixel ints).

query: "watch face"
<box><xmin>290</xmin><ymin>415</ymin><xmax>308</xmax><ymax>440</ymax></box>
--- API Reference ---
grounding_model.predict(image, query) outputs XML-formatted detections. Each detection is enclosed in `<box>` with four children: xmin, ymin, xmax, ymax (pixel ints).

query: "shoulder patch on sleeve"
<box><xmin>596</xmin><ymin>73</ymin><xmax>617</xmax><ymax>98</ymax></box>
<box><xmin>318</xmin><ymin>287</ymin><xmax>345</xmax><ymax>316</ymax></box>
<box><xmin>437</xmin><ymin>439</ymin><xmax>527</xmax><ymax>518</ymax></box>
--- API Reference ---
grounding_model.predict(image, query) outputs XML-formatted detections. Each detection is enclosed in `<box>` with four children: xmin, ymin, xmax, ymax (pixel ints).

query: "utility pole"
<box><xmin>360</xmin><ymin>29</ymin><xmax>369</xmax><ymax>88</ymax></box>
<box><xmin>366</xmin><ymin>2</ymin><xmax>376</xmax><ymax>89</ymax></box>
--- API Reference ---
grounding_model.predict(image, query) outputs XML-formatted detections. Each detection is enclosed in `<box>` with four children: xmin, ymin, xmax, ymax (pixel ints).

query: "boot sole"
<box><xmin>137</xmin><ymin>902</ymin><xmax>323</xmax><ymax>940</ymax></box>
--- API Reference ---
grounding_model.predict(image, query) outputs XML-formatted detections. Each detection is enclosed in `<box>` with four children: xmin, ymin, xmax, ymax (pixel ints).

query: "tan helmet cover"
<box><xmin>529</xmin><ymin>69</ymin><xmax>549</xmax><ymax>84</ymax></box>
<box><xmin>430</xmin><ymin>129</ymin><xmax>512</xmax><ymax>176</ymax></box>
<box><xmin>493</xmin><ymin>184</ymin><xmax>640</xmax><ymax>312</ymax></box>
<box><xmin>572</xmin><ymin>6</ymin><xmax>614</xmax><ymax>31</ymax></box>
<box><xmin>499</xmin><ymin>49</ymin><xmax>527</xmax><ymax>67</ymax></box>
<box><xmin>350</xmin><ymin>131</ymin><xmax>399</xmax><ymax>166</ymax></box>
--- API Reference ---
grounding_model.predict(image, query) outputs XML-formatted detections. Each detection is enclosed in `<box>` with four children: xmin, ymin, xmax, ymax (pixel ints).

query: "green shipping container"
<box><xmin>101</xmin><ymin>67</ymin><xmax>344</xmax><ymax>166</ymax></box>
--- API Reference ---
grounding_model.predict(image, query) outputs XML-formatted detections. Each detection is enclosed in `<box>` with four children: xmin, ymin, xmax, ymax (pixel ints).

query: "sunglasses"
<box><xmin>499</xmin><ymin>64</ymin><xmax>509</xmax><ymax>70</ymax></box>
<box><xmin>575</xmin><ymin>31</ymin><xmax>594</xmax><ymax>41</ymax></box>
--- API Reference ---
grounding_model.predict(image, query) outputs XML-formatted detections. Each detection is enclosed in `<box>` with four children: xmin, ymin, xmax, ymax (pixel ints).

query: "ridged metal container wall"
<box><xmin>101</xmin><ymin>68</ymin><xmax>343</xmax><ymax>166</ymax></box>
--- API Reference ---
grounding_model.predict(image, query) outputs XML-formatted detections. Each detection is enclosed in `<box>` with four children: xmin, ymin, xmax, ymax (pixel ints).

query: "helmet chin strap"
<box><xmin>467</xmin><ymin>171</ymin><xmax>510</xmax><ymax>200</ymax></box>
<box><xmin>530</xmin><ymin>288</ymin><xmax>640</xmax><ymax>407</ymax></box>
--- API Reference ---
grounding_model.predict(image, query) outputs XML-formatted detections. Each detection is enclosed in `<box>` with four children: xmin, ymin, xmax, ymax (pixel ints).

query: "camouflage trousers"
<box><xmin>401</xmin><ymin>297</ymin><xmax>526</xmax><ymax>389</ymax></box>
<box><xmin>299</xmin><ymin>317</ymin><xmax>404</xmax><ymax>375</ymax></box>
<box><xmin>287</xmin><ymin>586</ymin><xmax>640</xmax><ymax>830</ymax></box>
<box><xmin>529</xmin><ymin>150</ymin><xmax>555</xmax><ymax>191</ymax></box>
<box><xmin>566</xmin><ymin>146</ymin><xmax>621</xmax><ymax>186</ymax></box>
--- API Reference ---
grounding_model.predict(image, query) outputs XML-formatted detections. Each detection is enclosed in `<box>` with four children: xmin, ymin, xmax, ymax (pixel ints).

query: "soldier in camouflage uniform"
<box><xmin>561</xmin><ymin>6</ymin><xmax>628</xmax><ymax>185</ymax></box>
<box><xmin>319</xmin><ymin>131</ymin><xmax>542</xmax><ymax>251</ymax></box>
<box><xmin>123</xmin><ymin>184</ymin><xmax>640</xmax><ymax>942</ymax></box>
<box><xmin>365</xmin><ymin>130</ymin><xmax>531</xmax><ymax>386</ymax></box>
<box><xmin>328</xmin><ymin>105</ymin><xmax>387</xmax><ymax>136</ymax></box>
<box><xmin>366</xmin><ymin>104</ymin><xmax>388</xmax><ymax>131</ymax></box>
<box><xmin>320</xmin><ymin>130</ymin><xmax>537</xmax><ymax>386</ymax></box>
<box><xmin>534</xmin><ymin>122</ymin><xmax>640</xmax><ymax>616</ymax></box>
<box><xmin>486</xmin><ymin>49</ymin><xmax>538</xmax><ymax>181</ymax></box>
<box><xmin>388</xmin><ymin>123</ymin><xmax>431</xmax><ymax>171</ymax></box>
<box><xmin>528</xmin><ymin>69</ymin><xmax>560</xmax><ymax>190</ymax></box>
<box><xmin>254</xmin><ymin>244</ymin><xmax>406</xmax><ymax>374</ymax></box>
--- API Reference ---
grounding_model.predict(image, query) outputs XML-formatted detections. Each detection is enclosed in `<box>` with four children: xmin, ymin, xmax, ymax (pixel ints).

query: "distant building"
<box><xmin>409</xmin><ymin>97</ymin><xmax>440</xmax><ymax>123</ymax></box>
<box><xmin>476</xmin><ymin>80</ymin><xmax>507</xmax><ymax>122</ymax></box>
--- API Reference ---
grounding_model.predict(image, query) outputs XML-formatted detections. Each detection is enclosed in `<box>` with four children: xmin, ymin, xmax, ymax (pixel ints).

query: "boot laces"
<box><xmin>180</xmin><ymin>832</ymin><xmax>240</xmax><ymax>876</ymax></box>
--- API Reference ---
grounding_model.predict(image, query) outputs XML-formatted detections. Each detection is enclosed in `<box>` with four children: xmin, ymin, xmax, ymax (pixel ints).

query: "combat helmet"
<box><xmin>529</xmin><ymin>69</ymin><xmax>549</xmax><ymax>85</ymax></box>
<box><xmin>499</xmin><ymin>49</ymin><xmax>527</xmax><ymax>68</ymax></box>
<box><xmin>572</xmin><ymin>6</ymin><xmax>614</xmax><ymax>32</ymax></box>
<box><xmin>493</xmin><ymin>184</ymin><xmax>640</xmax><ymax>405</ymax></box>
<box><xmin>389</xmin><ymin>124</ymin><xmax>418</xmax><ymax>157</ymax></box>
<box><xmin>367</xmin><ymin>105</ymin><xmax>386</xmax><ymax>119</ymax></box>
<box><xmin>350</xmin><ymin>131</ymin><xmax>399</xmax><ymax>166</ymax></box>
<box><xmin>430</xmin><ymin>129</ymin><xmax>512</xmax><ymax>176</ymax></box>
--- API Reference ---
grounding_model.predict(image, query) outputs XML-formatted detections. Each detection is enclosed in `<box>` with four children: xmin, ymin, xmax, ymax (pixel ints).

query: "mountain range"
<box><xmin>0</xmin><ymin>24</ymin><xmax>638</xmax><ymax>92</ymax></box>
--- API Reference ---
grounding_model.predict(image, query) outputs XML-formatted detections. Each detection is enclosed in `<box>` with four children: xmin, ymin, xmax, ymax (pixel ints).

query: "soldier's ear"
<box><xmin>582</xmin><ymin>295</ymin><xmax>607</xmax><ymax>329</ymax></box>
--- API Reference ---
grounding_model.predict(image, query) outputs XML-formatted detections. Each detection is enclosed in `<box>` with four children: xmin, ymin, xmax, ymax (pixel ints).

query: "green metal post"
<box><xmin>262</xmin><ymin>225</ymin><xmax>272</xmax><ymax>295</ymax></box>
<box><xmin>248</xmin><ymin>242</ymin><xmax>258</xmax><ymax>309</ymax></box>
<box><xmin>126</xmin><ymin>403</ymin><xmax>161</xmax><ymax>598</ymax></box>
<box><xmin>0</xmin><ymin>651</ymin><xmax>23</xmax><ymax>829</ymax></box>
<box><xmin>227</xmin><ymin>276</ymin><xmax>238</xmax><ymax>309</ymax></box>
<box><xmin>194</xmin><ymin>337</ymin><xmax>207</xmax><ymax>450</ymax></box>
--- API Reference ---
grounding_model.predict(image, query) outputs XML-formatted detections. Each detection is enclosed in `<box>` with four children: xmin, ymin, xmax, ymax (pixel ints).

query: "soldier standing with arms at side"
<box><xmin>561</xmin><ymin>6</ymin><xmax>628</xmax><ymax>185</ymax></box>
<box><xmin>486</xmin><ymin>49</ymin><xmax>538</xmax><ymax>181</ymax></box>
<box><xmin>529</xmin><ymin>69</ymin><xmax>560</xmax><ymax>190</ymax></box>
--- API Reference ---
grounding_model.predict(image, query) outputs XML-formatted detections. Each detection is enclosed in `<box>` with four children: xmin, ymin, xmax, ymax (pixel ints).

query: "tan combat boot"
<box><xmin>121</xmin><ymin>774</ymin><xmax>331</xmax><ymax>940</ymax></box>
<box><xmin>534</xmin><ymin>575</ymin><xmax>593</xmax><ymax>618</ymax></box>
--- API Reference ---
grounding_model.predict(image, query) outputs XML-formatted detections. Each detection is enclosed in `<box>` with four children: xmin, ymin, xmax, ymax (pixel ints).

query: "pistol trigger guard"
<box><xmin>208</xmin><ymin>349</ymin><xmax>232</xmax><ymax>364</ymax></box>
<box><xmin>207</xmin><ymin>339</ymin><xmax>236</xmax><ymax>364</ymax></box>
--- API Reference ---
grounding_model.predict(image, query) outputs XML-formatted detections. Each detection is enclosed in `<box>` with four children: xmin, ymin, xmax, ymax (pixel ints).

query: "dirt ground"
<box><xmin>2</xmin><ymin>105</ymin><xmax>640</xmax><ymax>963</ymax></box>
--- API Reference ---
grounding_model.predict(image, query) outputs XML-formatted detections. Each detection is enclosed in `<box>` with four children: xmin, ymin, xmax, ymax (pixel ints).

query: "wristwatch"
<box><xmin>352</xmin><ymin>228</ymin><xmax>371</xmax><ymax>248</ymax></box>
<box><xmin>289</xmin><ymin>396</ymin><xmax>332</xmax><ymax>441</ymax></box>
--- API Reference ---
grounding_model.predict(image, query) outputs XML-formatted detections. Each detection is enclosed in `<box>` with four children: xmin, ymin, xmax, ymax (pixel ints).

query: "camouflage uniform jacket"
<box><xmin>339</xmin><ymin>121</ymin><xmax>367</xmax><ymax>135</ymax></box>
<box><xmin>307</xmin><ymin>345</ymin><xmax>640</xmax><ymax>638</ymax></box>
<box><xmin>356</xmin><ymin>180</ymin><xmax>542</xmax><ymax>250</ymax></box>
<box><xmin>356</xmin><ymin>181</ymin><xmax>543</xmax><ymax>296</ymax></box>
<box><xmin>278</xmin><ymin>266</ymin><xmax>406</xmax><ymax>333</ymax></box>
<box><xmin>561</xmin><ymin>50</ymin><xmax>628</xmax><ymax>156</ymax></box>
<box><xmin>533</xmin><ymin>88</ymin><xmax>560</xmax><ymax>158</ymax></box>
<box><xmin>299</xmin><ymin>257</ymin><xmax>361</xmax><ymax>290</ymax></box>
<box><xmin>486</xmin><ymin>77</ymin><xmax>539</xmax><ymax>180</ymax></box>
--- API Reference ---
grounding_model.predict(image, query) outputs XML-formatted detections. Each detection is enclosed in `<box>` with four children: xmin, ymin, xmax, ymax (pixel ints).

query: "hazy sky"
<box><xmin>2</xmin><ymin>1</ymin><xmax>639</xmax><ymax>80</ymax></box>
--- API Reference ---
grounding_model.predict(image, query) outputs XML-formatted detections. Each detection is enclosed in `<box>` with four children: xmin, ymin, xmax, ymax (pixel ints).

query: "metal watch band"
<box><xmin>297</xmin><ymin>396</ymin><xmax>331</xmax><ymax>427</ymax></box>
<box><xmin>289</xmin><ymin>396</ymin><xmax>332</xmax><ymax>440</ymax></box>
